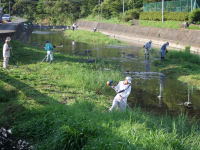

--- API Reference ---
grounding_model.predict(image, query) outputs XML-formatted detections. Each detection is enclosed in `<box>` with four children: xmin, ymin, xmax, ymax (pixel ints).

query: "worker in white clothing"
<box><xmin>144</xmin><ymin>40</ymin><xmax>152</xmax><ymax>57</ymax></box>
<box><xmin>109</xmin><ymin>77</ymin><xmax>132</xmax><ymax>112</ymax></box>
<box><xmin>2</xmin><ymin>37</ymin><xmax>11</xmax><ymax>69</ymax></box>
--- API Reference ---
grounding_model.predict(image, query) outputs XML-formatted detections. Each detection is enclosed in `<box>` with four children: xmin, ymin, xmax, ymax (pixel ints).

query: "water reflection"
<box><xmin>144</xmin><ymin>57</ymin><xmax>151</xmax><ymax>72</ymax></box>
<box><xmin>26</xmin><ymin>29</ymin><xmax>200</xmax><ymax>116</ymax></box>
<box><xmin>157</xmin><ymin>75</ymin><xmax>165</xmax><ymax>107</ymax></box>
<box><xmin>72</xmin><ymin>40</ymin><xmax>76</xmax><ymax>54</ymax></box>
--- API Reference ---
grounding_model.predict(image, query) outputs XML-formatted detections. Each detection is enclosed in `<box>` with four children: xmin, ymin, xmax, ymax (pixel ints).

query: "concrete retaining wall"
<box><xmin>77</xmin><ymin>20</ymin><xmax>200</xmax><ymax>53</ymax></box>
<box><xmin>0</xmin><ymin>23</ymin><xmax>24</xmax><ymax>42</ymax></box>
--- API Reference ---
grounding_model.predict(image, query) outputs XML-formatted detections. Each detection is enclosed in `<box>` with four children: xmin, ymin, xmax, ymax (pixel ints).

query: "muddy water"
<box><xmin>27</xmin><ymin>30</ymin><xmax>200</xmax><ymax>116</ymax></box>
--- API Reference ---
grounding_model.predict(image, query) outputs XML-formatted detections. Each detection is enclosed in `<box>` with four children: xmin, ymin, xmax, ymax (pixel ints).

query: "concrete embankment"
<box><xmin>77</xmin><ymin>20</ymin><xmax>200</xmax><ymax>53</ymax></box>
<box><xmin>0</xmin><ymin>18</ymin><xmax>26</xmax><ymax>42</ymax></box>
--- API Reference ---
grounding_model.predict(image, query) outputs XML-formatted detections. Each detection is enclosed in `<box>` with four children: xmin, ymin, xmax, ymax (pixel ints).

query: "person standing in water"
<box><xmin>160</xmin><ymin>42</ymin><xmax>169</xmax><ymax>60</ymax></box>
<box><xmin>144</xmin><ymin>40</ymin><xmax>152</xmax><ymax>57</ymax></box>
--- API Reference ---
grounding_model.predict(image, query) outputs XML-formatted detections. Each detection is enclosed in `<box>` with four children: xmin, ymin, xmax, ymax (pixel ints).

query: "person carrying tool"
<box><xmin>109</xmin><ymin>77</ymin><xmax>132</xmax><ymax>112</ymax></box>
<box><xmin>160</xmin><ymin>42</ymin><xmax>169</xmax><ymax>60</ymax></box>
<box><xmin>45</xmin><ymin>40</ymin><xmax>54</xmax><ymax>64</ymax></box>
<box><xmin>2</xmin><ymin>37</ymin><xmax>11</xmax><ymax>69</ymax></box>
<box><xmin>144</xmin><ymin>40</ymin><xmax>152</xmax><ymax>57</ymax></box>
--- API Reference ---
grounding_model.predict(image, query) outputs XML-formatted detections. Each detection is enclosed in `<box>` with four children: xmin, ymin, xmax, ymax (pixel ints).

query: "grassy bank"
<box><xmin>1</xmin><ymin>41</ymin><xmax>200</xmax><ymax>149</ymax></box>
<box><xmin>80</xmin><ymin>15</ymin><xmax>133</xmax><ymax>26</ymax></box>
<box><xmin>65</xmin><ymin>30</ymin><xmax>124</xmax><ymax>45</ymax></box>
<box><xmin>154</xmin><ymin>50</ymin><xmax>200</xmax><ymax>89</ymax></box>
<box><xmin>139</xmin><ymin>20</ymin><xmax>181</xmax><ymax>29</ymax></box>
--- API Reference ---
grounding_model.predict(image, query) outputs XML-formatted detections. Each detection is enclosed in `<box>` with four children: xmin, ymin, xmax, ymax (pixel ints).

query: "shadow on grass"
<box><xmin>0</xmin><ymin>41</ymin><xmax>90</xmax><ymax>66</ymax></box>
<box><xmin>0</xmin><ymin>45</ymin><xmax>197</xmax><ymax>149</ymax></box>
<box><xmin>0</xmin><ymin>70</ymin><xmax>139</xmax><ymax>149</ymax></box>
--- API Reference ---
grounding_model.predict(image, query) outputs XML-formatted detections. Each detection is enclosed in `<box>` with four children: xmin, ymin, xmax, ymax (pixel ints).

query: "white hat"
<box><xmin>125</xmin><ymin>76</ymin><xmax>132</xmax><ymax>84</ymax></box>
<box><xmin>5</xmin><ymin>37</ymin><xmax>11</xmax><ymax>42</ymax></box>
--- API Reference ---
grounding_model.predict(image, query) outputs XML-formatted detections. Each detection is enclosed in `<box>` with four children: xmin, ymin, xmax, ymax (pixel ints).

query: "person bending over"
<box><xmin>144</xmin><ymin>40</ymin><xmax>152</xmax><ymax>57</ymax></box>
<box><xmin>160</xmin><ymin>42</ymin><xmax>169</xmax><ymax>60</ymax></box>
<box><xmin>109</xmin><ymin>77</ymin><xmax>132</xmax><ymax>112</ymax></box>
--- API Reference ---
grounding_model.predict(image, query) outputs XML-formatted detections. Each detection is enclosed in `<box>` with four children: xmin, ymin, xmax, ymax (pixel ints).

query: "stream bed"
<box><xmin>25</xmin><ymin>29</ymin><xmax>200</xmax><ymax>117</ymax></box>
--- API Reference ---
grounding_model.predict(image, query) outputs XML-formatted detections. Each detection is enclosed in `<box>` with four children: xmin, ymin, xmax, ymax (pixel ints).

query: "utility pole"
<box><xmin>100</xmin><ymin>0</ymin><xmax>102</xmax><ymax>21</ymax></box>
<box><xmin>0</xmin><ymin>0</ymin><xmax>1</xmax><ymax>8</ymax></box>
<box><xmin>191</xmin><ymin>0</ymin><xmax>193</xmax><ymax>11</ymax></box>
<box><xmin>123</xmin><ymin>0</ymin><xmax>125</xmax><ymax>14</ymax></box>
<box><xmin>98</xmin><ymin>0</ymin><xmax>100</xmax><ymax>23</ymax></box>
<box><xmin>162</xmin><ymin>0</ymin><xmax>164</xmax><ymax>23</ymax></box>
<box><xmin>9</xmin><ymin>0</ymin><xmax>10</xmax><ymax>15</ymax></box>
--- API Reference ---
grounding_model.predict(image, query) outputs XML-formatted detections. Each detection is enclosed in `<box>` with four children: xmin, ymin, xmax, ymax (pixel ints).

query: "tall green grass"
<box><xmin>80</xmin><ymin>15</ymin><xmax>133</xmax><ymax>26</ymax></box>
<box><xmin>139</xmin><ymin>20</ymin><xmax>181</xmax><ymax>29</ymax></box>
<box><xmin>0</xmin><ymin>41</ymin><xmax>200</xmax><ymax>149</ymax></box>
<box><xmin>154</xmin><ymin>50</ymin><xmax>200</xmax><ymax>89</ymax></box>
<box><xmin>65</xmin><ymin>30</ymin><xmax>124</xmax><ymax>45</ymax></box>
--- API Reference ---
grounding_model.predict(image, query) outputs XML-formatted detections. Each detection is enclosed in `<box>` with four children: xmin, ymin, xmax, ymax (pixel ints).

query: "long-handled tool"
<box><xmin>41</xmin><ymin>55</ymin><xmax>47</xmax><ymax>63</ymax></box>
<box><xmin>10</xmin><ymin>47</ymin><xmax>18</xmax><ymax>68</ymax></box>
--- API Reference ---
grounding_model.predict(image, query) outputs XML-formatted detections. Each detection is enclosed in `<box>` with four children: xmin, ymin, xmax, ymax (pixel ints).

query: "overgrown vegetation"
<box><xmin>0</xmin><ymin>39</ymin><xmax>200</xmax><ymax>150</ymax></box>
<box><xmin>2</xmin><ymin>0</ymin><xmax>143</xmax><ymax>25</ymax></box>
<box><xmin>65</xmin><ymin>30</ymin><xmax>124</xmax><ymax>45</ymax></box>
<box><xmin>139</xmin><ymin>20</ymin><xmax>181</xmax><ymax>29</ymax></box>
<box><xmin>154</xmin><ymin>50</ymin><xmax>200</xmax><ymax>89</ymax></box>
<box><xmin>189</xmin><ymin>8</ymin><xmax>200</xmax><ymax>24</ymax></box>
<box><xmin>140</xmin><ymin>12</ymin><xmax>189</xmax><ymax>21</ymax></box>
<box><xmin>1</xmin><ymin>41</ymin><xmax>200</xmax><ymax>149</ymax></box>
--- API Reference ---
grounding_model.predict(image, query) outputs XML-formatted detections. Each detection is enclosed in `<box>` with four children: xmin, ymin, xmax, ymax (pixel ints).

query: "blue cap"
<box><xmin>109</xmin><ymin>80</ymin><xmax>113</xmax><ymax>86</ymax></box>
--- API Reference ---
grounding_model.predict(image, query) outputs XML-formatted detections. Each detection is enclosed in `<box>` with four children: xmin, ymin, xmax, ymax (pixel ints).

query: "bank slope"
<box><xmin>0</xmin><ymin>41</ymin><xmax>200</xmax><ymax>150</ymax></box>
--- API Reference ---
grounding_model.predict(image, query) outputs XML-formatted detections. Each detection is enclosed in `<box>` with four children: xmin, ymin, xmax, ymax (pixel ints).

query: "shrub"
<box><xmin>126</xmin><ymin>9</ymin><xmax>140</xmax><ymax>19</ymax></box>
<box><xmin>140</xmin><ymin>12</ymin><xmax>162</xmax><ymax>21</ymax></box>
<box><xmin>165</xmin><ymin>12</ymin><xmax>189</xmax><ymax>21</ymax></box>
<box><xmin>185</xmin><ymin>45</ymin><xmax>191</xmax><ymax>53</ymax></box>
<box><xmin>122</xmin><ymin>9</ymin><xmax>140</xmax><ymax>22</ymax></box>
<box><xmin>189</xmin><ymin>9</ymin><xmax>200</xmax><ymax>24</ymax></box>
<box><xmin>140</xmin><ymin>12</ymin><xmax>189</xmax><ymax>21</ymax></box>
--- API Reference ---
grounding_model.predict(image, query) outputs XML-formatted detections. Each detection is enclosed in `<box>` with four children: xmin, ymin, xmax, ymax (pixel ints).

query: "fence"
<box><xmin>144</xmin><ymin>0</ymin><xmax>200</xmax><ymax>12</ymax></box>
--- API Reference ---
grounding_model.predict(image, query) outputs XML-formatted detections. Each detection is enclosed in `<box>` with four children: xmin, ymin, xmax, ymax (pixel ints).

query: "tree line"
<box><xmin>0</xmin><ymin>0</ymin><xmax>146</xmax><ymax>25</ymax></box>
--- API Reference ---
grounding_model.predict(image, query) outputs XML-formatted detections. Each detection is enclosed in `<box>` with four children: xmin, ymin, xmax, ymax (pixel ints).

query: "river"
<box><xmin>25</xmin><ymin>29</ymin><xmax>200</xmax><ymax>117</ymax></box>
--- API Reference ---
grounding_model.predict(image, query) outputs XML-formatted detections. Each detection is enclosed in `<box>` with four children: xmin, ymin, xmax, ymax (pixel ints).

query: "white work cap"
<box><xmin>5</xmin><ymin>37</ymin><xmax>11</xmax><ymax>42</ymax></box>
<box><xmin>125</xmin><ymin>76</ymin><xmax>132</xmax><ymax>84</ymax></box>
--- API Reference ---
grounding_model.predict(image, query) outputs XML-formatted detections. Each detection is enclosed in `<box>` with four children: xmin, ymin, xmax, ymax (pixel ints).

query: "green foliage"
<box><xmin>81</xmin><ymin>15</ymin><xmax>133</xmax><ymax>26</ymax></box>
<box><xmin>189</xmin><ymin>9</ymin><xmax>200</xmax><ymax>24</ymax></box>
<box><xmin>185</xmin><ymin>45</ymin><xmax>191</xmax><ymax>53</ymax></box>
<box><xmin>0</xmin><ymin>41</ymin><xmax>200</xmax><ymax>149</ymax></box>
<box><xmin>122</xmin><ymin>9</ymin><xmax>140</xmax><ymax>22</ymax></box>
<box><xmin>9</xmin><ymin>0</ymin><xmax>143</xmax><ymax>24</ymax></box>
<box><xmin>140</xmin><ymin>12</ymin><xmax>189</xmax><ymax>21</ymax></box>
<box><xmin>65</xmin><ymin>30</ymin><xmax>125</xmax><ymax>45</ymax></box>
<box><xmin>154</xmin><ymin>50</ymin><xmax>200</xmax><ymax>89</ymax></box>
<box><xmin>187</xmin><ymin>24</ymin><xmax>200</xmax><ymax>30</ymax></box>
<box><xmin>139</xmin><ymin>20</ymin><xmax>181</xmax><ymax>29</ymax></box>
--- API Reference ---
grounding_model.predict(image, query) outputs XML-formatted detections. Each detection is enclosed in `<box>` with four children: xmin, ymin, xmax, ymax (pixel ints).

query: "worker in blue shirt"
<box><xmin>160</xmin><ymin>42</ymin><xmax>169</xmax><ymax>60</ymax></box>
<box><xmin>45</xmin><ymin>40</ymin><xmax>54</xmax><ymax>64</ymax></box>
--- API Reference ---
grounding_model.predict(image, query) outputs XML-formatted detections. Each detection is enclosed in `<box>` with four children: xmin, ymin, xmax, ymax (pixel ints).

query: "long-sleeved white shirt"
<box><xmin>144</xmin><ymin>42</ymin><xmax>152</xmax><ymax>51</ymax></box>
<box><xmin>114</xmin><ymin>81</ymin><xmax>131</xmax><ymax>101</ymax></box>
<box><xmin>3</xmin><ymin>43</ymin><xmax>10</xmax><ymax>58</ymax></box>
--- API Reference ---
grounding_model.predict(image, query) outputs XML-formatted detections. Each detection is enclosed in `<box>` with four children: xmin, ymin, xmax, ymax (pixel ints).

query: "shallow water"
<box><xmin>27</xmin><ymin>29</ymin><xmax>200</xmax><ymax>116</ymax></box>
